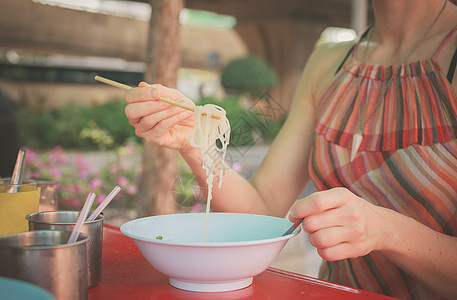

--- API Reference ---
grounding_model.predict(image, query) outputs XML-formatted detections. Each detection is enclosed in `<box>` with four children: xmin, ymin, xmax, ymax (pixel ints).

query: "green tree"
<box><xmin>221</xmin><ymin>55</ymin><xmax>277</xmax><ymax>98</ymax></box>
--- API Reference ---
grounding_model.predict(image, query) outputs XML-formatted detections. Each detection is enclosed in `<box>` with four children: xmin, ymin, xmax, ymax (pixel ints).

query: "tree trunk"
<box><xmin>138</xmin><ymin>0</ymin><xmax>183</xmax><ymax>216</ymax></box>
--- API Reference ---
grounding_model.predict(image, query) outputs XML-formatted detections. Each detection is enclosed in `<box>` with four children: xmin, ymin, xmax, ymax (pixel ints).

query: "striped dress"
<box><xmin>310</xmin><ymin>26</ymin><xmax>457</xmax><ymax>300</ymax></box>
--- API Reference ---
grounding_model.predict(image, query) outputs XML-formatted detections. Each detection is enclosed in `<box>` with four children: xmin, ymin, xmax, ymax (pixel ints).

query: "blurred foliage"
<box><xmin>220</xmin><ymin>55</ymin><xmax>278</xmax><ymax>98</ymax></box>
<box><xmin>15</xmin><ymin>100</ymin><xmax>141</xmax><ymax>150</ymax></box>
<box><xmin>15</xmin><ymin>95</ymin><xmax>285</xmax><ymax>151</ymax></box>
<box><xmin>15</xmin><ymin>94</ymin><xmax>285</xmax><ymax>211</ymax></box>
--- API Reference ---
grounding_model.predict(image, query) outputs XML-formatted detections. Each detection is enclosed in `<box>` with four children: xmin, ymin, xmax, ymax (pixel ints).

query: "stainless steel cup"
<box><xmin>27</xmin><ymin>211</ymin><xmax>104</xmax><ymax>288</ymax></box>
<box><xmin>0</xmin><ymin>230</ymin><xmax>88</xmax><ymax>300</ymax></box>
<box><xmin>36</xmin><ymin>179</ymin><xmax>59</xmax><ymax>212</ymax></box>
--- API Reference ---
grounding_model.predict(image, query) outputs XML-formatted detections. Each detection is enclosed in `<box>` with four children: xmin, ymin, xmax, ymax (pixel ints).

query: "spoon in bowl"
<box><xmin>282</xmin><ymin>217</ymin><xmax>304</xmax><ymax>236</ymax></box>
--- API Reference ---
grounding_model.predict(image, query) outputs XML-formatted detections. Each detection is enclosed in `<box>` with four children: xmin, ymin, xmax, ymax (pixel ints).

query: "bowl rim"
<box><xmin>120</xmin><ymin>212</ymin><xmax>301</xmax><ymax>247</ymax></box>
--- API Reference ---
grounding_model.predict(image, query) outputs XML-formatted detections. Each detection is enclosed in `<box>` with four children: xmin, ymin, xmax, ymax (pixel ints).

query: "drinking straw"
<box><xmin>67</xmin><ymin>192</ymin><xmax>96</xmax><ymax>244</ymax></box>
<box><xmin>94</xmin><ymin>75</ymin><xmax>221</xmax><ymax>120</ymax></box>
<box><xmin>86</xmin><ymin>185</ymin><xmax>121</xmax><ymax>222</ymax></box>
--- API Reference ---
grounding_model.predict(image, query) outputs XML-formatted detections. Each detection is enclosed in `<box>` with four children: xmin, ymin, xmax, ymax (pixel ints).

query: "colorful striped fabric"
<box><xmin>310</xmin><ymin>27</ymin><xmax>457</xmax><ymax>300</ymax></box>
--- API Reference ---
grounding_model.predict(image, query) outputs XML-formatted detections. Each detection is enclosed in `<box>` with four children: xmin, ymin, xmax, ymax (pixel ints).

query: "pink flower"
<box><xmin>126</xmin><ymin>185</ymin><xmax>137</xmax><ymax>195</ymax></box>
<box><xmin>193</xmin><ymin>185</ymin><xmax>204</xmax><ymax>200</ymax></box>
<box><xmin>64</xmin><ymin>185</ymin><xmax>75</xmax><ymax>192</ymax></box>
<box><xmin>89</xmin><ymin>178</ymin><xmax>102</xmax><ymax>189</ymax></box>
<box><xmin>59</xmin><ymin>155</ymin><xmax>67</xmax><ymax>164</ymax></box>
<box><xmin>191</xmin><ymin>202</ymin><xmax>202</xmax><ymax>213</ymax></box>
<box><xmin>116</xmin><ymin>176</ymin><xmax>128</xmax><ymax>188</ymax></box>
<box><xmin>28</xmin><ymin>172</ymin><xmax>40</xmax><ymax>178</ymax></box>
<box><xmin>22</xmin><ymin>145</ymin><xmax>144</xmax><ymax>210</ymax></box>
<box><xmin>50</xmin><ymin>146</ymin><xmax>66</xmax><ymax>163</ymax></box>
<box><xmin>25</xmin><ymin>148</ymin><xmax>38</xmax><ymax>164</ymax></box>
<box><xmin>79</xmin><ymin>170</ymin><xmax>89</xmax><ymax>180</ymax></box>
<box><xmin>95</xmin><ymin>194</ymin><xmax>105</xmax><ymax>204</ymax></box>
<box><xmin>50</xmin><ymin>168</ymin><xmax>62</xmax><ymax>178</ymax></box>
<box><xmin>75</xmin><ymin>155</ymin><xmax>89</xmax><ymax>171</ymax></box>
<box><xmin>51</xmin><ymin>146</ymin><xmax>62</xmax><ymax>154</ymax></box>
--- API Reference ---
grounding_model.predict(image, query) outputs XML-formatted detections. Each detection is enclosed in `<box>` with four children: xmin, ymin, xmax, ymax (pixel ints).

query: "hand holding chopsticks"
<box><xmin>94</xmin><ymin>75</ymin><xmax>220</xmax><ymax>120</ymax></box>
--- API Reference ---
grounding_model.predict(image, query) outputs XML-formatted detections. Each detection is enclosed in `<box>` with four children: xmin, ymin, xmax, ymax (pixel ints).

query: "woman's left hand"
<box><xmin>289</xmin><ymin>187</ymin><xmax>388</xmax><ymax>261</ymax></box>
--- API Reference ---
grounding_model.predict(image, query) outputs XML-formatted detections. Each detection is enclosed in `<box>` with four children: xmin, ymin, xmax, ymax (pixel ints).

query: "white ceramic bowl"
<box><xmin>120</xmin><ymin>212</ymin><xmax>300</xmax><ymax>292</ymax></box>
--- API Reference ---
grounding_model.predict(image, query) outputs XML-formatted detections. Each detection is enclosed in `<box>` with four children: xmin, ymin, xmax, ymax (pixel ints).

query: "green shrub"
<box><xmin>220</xmin><ymin>55</ymin><xmax>278</xmax><ymax>98</ymax></box>
<box><xmin>15</xmin><ymin>101</ymin><xmax>141</xmax><ymax>150</ymax></box>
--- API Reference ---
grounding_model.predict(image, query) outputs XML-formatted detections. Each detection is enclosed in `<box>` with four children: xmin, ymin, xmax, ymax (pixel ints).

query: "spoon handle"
<box><xmin>8</xmin><ymin>148</ymin><xmax>27</xmax><ymax>193</ymax></box>
<box><xmin>282</xmin><ymin>218</ymin><xmax>304</xmax><ymax>236</ymax></box>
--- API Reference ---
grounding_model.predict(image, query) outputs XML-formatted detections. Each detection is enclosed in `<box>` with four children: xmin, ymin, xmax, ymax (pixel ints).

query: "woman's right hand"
<box><xmin>124</xmin><ymin>82</ymin><xmax>196</xmax><ymax>151</ymax></box>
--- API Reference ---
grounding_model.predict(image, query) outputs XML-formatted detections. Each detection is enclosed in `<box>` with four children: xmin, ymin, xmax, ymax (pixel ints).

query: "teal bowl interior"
<box><xmin>121</xmin><ymin>213</ymin><xmax>298</xmax><ymax>245</ymax></box>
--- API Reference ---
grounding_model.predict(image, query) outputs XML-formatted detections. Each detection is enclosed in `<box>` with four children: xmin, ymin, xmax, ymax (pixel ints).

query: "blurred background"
<box><xmin>0</xmin><ymin>0</ymin><xmax>370</xmax><ymax>277</ymax></box>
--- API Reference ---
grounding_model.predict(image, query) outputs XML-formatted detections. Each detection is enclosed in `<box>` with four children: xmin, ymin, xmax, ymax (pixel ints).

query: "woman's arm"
<box><xmin>124</xmin><ymin>42</ymin><xmax>352</xmax><ymax>217</ymax></box>
<box><xmin>381</xmin><ymin>207</ymin><xmax>457</xmax><ymax>299</ymax></box>
<box><xmin>180</xmin><ymin>41</ymin><xmax>356</xmax><ymax>217</ymax></box>
<box><xmin>289</xmin><ymin>188</ymin><xmax>457</xmax><ymax>299</ymax></box>
<box><xmin>180</xmin><ymin>52</ymin><xmax>319</xmax><ymax>217</ymax></box>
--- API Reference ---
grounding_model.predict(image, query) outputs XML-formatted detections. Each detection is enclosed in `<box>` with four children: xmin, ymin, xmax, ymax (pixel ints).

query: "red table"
<box><xmin>89</xmin><ymin>225</ymin><xmax>397</xmax><ymax>299</ymax></box>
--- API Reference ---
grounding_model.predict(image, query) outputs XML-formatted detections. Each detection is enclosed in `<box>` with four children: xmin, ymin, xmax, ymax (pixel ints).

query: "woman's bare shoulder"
<box><xmin>309</xmin><ymin>40</ymin><xmax>355</xmax><ymax>75</ymax></box>
<box><xmin>296</xmin><ymin>40</ymin><xmax>355</xmax><ymax>105</ymax></box>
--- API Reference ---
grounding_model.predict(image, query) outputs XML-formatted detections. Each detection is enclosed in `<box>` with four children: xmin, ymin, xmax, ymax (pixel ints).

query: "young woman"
<box><xmin>124</xmin><ymin>1</ymin><xmax>457</xmax><ymax>298</ymax></box>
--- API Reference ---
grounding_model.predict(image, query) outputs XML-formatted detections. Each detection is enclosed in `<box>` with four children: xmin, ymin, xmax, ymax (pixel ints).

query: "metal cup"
<box><xmin>0</xmin><ymin>230</ymin><xmax>88</xmax><ymax>300</ymax></box>
<box><xmin>27</xmin><ymin>211</ymin><xmax>104</xmax><ymax>288</ymax></box>
<box><xmin>36</xmin><ymin>178</ymin><xmax>59</xmax><ymax>212</ymax></box>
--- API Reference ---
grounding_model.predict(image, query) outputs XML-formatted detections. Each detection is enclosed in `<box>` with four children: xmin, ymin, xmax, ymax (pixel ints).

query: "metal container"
<box><xmin>27</xmin><ymin>211</ymin><xmax>104</xmax><ymax>288</ymax></box>
<box><xmin>0</xmin><ymin>230</ymin><xmax>88</xmax><ymax>300</ymax></box>
<box><xmin>36</xmin><ymin>179</ymin><xmax>59</xmax><ymax>212</ymax></box>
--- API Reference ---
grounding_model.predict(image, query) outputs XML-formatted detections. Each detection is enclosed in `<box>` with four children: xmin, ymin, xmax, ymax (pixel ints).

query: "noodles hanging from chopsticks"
<box><xmin>189</xmin><ymin>104</ymin><xmax>230</xmax><ymax>242</ymax></box>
